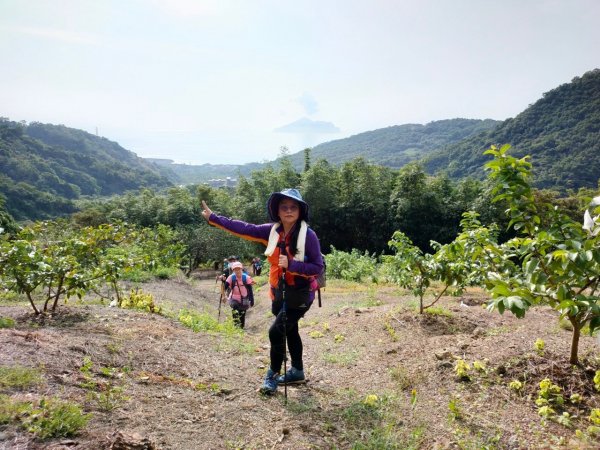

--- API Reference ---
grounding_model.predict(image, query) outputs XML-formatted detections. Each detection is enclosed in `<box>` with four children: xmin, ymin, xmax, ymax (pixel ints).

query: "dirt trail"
<box><xmin>1</xmin><ymin>276</ymin><xmax>600</xmax><ymax>449</ymax></box>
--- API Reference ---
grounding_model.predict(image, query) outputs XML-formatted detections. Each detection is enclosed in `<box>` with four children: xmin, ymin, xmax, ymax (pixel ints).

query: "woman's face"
<box><xmin>278</xmin><ymin>198</ymin><xmax>300</xmax><ymax>227</ymax></box>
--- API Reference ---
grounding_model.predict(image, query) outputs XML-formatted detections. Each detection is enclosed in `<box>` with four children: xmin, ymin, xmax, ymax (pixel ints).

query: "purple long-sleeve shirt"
<box><xmin>208</xmin><ymin>213</ymin><xmax>323</xmax><ymax>299</ymax></box>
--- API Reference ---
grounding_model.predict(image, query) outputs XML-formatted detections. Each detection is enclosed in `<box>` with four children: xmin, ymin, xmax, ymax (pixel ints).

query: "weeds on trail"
<box><xmin>332</xmin><ymin>389</ymin><xmax>426</xmax><ymax>449</ymax></box>
<box><xmin>323</xmin><ymin>350</ymin><xmax>359</xmax><ymax>366</ymax></box>
<box><xmin>0</xmin><ymin>316</ymin><xmax>15</xmax><ymax>328</ymax></box>
<box><xmin>120</xmin><ymin>288</ymin><xmax>162</xmax><ymax>314</ymax></box>
<box><xmin>0</xmin><ymin>395</ymin><xmax>90</xmax><ymax>439</ymax></box>
<box><xmin>178</xmin><ymin>309</ymin><xmax>240</xmax><ymax>335</ymax></box>
<box><xmin>78</xmin><ymin>356</ymin><xmax>129</xmax><ymax>411</ymax></box>
<box><xmin>448</xmin><ymin>396</ymin><xmax>464</xmax><ymax>421</ymax></box>
<box><xmin>424</xmin><ymin>306</ymin><xmax>453</xmax><ymax>318</ymax></box>
<box><xmin>383</xmin><ymin>315</ymin><xmax>399</xmax><ymax>342</ymax></box>
<box><xmin>389</xmin><ymin>365</ymin><xmax>423</xmax><ymax>391</ymax></box>
<box><xmin>178</xmin><ymin>309</ymin><xmax>255</xmax><ymax>354</ymax></box>
<box><xmin>0</xmin><ymin>365</ymin><xmax>43</xmax><ymax>390</ymax></box>
<box><xmin>335</xmin><ymin>288</ymin><xmax>383</xmax><ymax>311</ymax></box>
<box><xmin>285</xmin><ymin>397</ymin><xmax>318</xmax><ymax>414</ymax></box>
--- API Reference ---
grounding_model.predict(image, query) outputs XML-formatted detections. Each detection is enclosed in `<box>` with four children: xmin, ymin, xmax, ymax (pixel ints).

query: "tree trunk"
<box><xmin>51</xmin><ymin>278</ymin><xmax>64</xmax><ymax>312</ymax></box>
<box><xmin>112</xmin><ymin>281</ymin><xmax>122</xmax><ymax>306</ymax></box>
<box><xmin>26</xmin><ymin>292</ymin><xmax>40</xmax><ymax>315</ymax></box>
<box><xmin>569</xmin><ymin>316</ymin><xmax>581</xmax><ymax>365</ymax></box>
<box><xmin>43</xmin><ymin>282</ymin><xmax>53</xmax><ymax>312</ymax></box>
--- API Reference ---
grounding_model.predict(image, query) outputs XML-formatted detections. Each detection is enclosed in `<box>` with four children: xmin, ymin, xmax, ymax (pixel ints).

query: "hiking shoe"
<box><xmin>276</xmin><ymin>367</ymin><xmax>306</xmax><ymax>385</ymax></box>
<box><xmin>259</xmin><ymin>368</ymin><xmax>278</xmax><ymax>395</ymax></box>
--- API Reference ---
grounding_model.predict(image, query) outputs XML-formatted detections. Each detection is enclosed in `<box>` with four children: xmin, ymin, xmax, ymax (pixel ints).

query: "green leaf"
<box><xmin>588</xmin><ymin>316</ymin><xmax>600</xmax><ymax>334</ymax></box>
<box><xmin>556</xmin><ymin>285</ymin><xmax>570</xmax><ymax>301</ymax></box>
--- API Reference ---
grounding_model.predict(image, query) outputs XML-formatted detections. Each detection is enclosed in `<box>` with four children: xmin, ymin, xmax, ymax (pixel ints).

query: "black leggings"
<box><xmin>269</xmin><ymin>299</ymin><xmax>310</xmax><ymax>373</ymax></box>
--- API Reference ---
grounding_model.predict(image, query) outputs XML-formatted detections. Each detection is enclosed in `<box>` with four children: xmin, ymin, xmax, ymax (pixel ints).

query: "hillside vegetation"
<box><xmin>0</xmin><ymin>120</ymin><xmax>172</xmax><ymax>220</ymax></box>
<box><xmin>294</xmin><ymin>118</ymin><xmax>500</xmax><ymax>168</ymax></box>
<box><xmin>146</xmin><ymin>119</ymin><xmax>499</xmax><ymax>186</ymax></box>
<box><xmin>2</xmin><ymin>69</ymin><xmax>598</xmax><ymax>223</ymax></box>
<box><xmin>424</xmin><ymin>69</ymin><xmax>600</xmax><ymax>190</ymax></box>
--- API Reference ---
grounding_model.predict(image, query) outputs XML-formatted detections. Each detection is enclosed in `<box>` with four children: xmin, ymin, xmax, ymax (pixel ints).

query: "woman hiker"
<box><xmin>224</xmin><ymin>261</ymin><xmax>254</xmax><ymax>329</ymax></box>
<box><xmin>200</xmin><ymin>189</ymin><xmax>324</xmax><ymax>394</ymax></box>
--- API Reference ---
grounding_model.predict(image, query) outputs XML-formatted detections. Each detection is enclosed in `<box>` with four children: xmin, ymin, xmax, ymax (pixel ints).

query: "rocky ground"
<box><xmin>1</xmin><ymin>272</ymin><xmax>600</xmax><ymax>449</ymax></box>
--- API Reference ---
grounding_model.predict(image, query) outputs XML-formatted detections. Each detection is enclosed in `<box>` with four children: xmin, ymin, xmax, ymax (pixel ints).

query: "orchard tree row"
<box><xmin>0</xmin><ymin>221</ymin><xmax>183</xmax><ymax>315</ymax></box>
<box><xmin>382</xmin><ymin>145</ymin><xmax>600</xmax><ymax>365</ymax></box>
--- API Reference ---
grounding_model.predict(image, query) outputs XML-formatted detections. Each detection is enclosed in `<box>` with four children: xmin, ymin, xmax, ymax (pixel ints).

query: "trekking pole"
<box><xmin>281</xmin><ymin>269</ymin><xmax>288</xmax><ymax>404</ymax></box>
<box><xmin>278</xmin><ymin>241</ymin><xmax>288</xmax><ymax>404</ymax></box>
<box><xmin>217</xmin><ymin>278</ymin><xmax>224</xmax><ymax>322</ymax></box>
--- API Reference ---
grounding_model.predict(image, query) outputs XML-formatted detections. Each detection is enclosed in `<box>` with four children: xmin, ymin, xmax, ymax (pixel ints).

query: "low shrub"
<box><xmin>1</xmin><ymin>395</ymin><xmax>90</xmax><ymax>439</ymax></box>
<box><xmin>120</xmin><ymin>289</ymin><xmax>162</xmax><ymax>314</ymax></box>
<box><xmin>0</xmin><ymin>316</ymin><xmax>16</xmax><ymax>328</ymax></box>
<box><xmin>0</xmin><ymin>365</ymin><xmax>43</xmax><ymax>390</ymax></box>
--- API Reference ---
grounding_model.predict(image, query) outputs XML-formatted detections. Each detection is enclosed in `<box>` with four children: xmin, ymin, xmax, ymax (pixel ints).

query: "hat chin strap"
<box><xmin>264</xmin><ymin>221</ymin><xmax>307</xmax><ymax>262</ymax></box>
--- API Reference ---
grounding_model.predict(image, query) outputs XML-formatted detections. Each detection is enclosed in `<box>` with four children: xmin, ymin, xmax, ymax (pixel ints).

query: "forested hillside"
<box><xmin>145</xmin><ymin>119</ymin><xmax>501</xmax><ymax>185</ymax></box>
<box><xmin>0</xmin><ymin>120</ymin><xmax>172</xmax><ymax>220</ymax></box>
<box><xmin>292</xmin><ymin>118</ymin><xmax>501</xmax><ymax>167</ymax></box>
<box><xmin>424</xmin><ymin>69</ymin><xmax>600</xmax><ymax>191</ymax></box>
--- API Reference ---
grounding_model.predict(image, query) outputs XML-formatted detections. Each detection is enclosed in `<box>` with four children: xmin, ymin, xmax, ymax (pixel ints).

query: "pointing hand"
<box><xmin>201</xmin><ymin>200</ymin><xmax>213</xmax><ymax>221</ymax></box>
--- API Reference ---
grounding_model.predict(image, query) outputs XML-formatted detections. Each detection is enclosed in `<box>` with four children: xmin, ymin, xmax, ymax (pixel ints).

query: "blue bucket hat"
<box><xmin>266</xmin><ymin>188</ymin><xmax>309</xmax><ymax>222</ymax></box>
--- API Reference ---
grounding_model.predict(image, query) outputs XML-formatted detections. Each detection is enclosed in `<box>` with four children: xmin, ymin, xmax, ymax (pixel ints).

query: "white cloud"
<box><xmin>297</xmin><ymin>92</ymin><xmax>319</xmax><ymax>116</ymax></box>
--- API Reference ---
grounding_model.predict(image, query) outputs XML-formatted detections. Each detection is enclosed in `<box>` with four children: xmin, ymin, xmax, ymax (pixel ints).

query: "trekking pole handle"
<box><xmin>277</xmin><ymin>240</ymin><xmax>288</xmax><ymax>278</ymax></box>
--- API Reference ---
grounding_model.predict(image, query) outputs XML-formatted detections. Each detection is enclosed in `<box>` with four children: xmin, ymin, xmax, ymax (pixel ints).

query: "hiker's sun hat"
<box><xmin>230</xmin><ymin>261</ymin><xmax>243</xmax><ymax>270</ymax></box>
<box><xmin>266</xmin><ymin>188</ymin><xmax>309</xmax><ymax>222</ymax></box>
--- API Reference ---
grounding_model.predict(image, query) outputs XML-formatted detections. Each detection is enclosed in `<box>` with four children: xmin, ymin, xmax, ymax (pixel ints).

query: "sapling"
<box><xmin>534</xmin><ymin>338</ymin><xmax>545</xmax><ymax>356</ymax></box>
<box><xmin>509</xmin><ymin>380</ymin><xmax>523</xmax><ymax>392</ymax></box>
<box><xmin>570</xmin><ymin>393</ymin><xmax>583</xmax><ymax>404</ymax></box>
<box><xmin>454</xmin><ymin>359</ymin><xmax>471</xmax><ymax>381</ymax></box>
<box><xmin>363</xmin><ymin>394</ymin><xmax>379</xmax><ymax>407</ymax></box>
<box><xmin>482</xmin><ymin>145</ymin><xmax>600</xmax><ymax>365</ymax></box>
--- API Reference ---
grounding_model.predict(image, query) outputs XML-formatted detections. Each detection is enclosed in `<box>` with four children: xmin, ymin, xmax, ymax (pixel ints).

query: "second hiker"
<box><xmin>224</xmin><ymin>261</ymin><xmax>254</xmax><ymax>329</ymax></box>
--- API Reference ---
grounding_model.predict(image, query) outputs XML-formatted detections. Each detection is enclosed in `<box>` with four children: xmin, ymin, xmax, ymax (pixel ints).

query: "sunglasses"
<box><xmin>279</xmin><ymin>204</ymin><xmax>299</xmax><ymax>212</ymax></box>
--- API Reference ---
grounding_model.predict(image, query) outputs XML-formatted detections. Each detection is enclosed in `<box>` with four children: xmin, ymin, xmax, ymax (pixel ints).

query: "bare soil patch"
<box><xmin>2</xmin><ymin>278</ymin><xmax>600</xmax><ymax>449</ymax></box>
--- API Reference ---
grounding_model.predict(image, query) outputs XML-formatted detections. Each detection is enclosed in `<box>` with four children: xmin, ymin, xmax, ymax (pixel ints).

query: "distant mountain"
<box><xmin>423</xmin><ymin>69</ymin><xmax>600</xmax><ymax>191</ymax></box>
<box><xmin>153</xmin><ymin>118</ymin><xmax>502</xmax><ymax>184</ymax></box>
<box><xmin>0</xmin><ymin>120</ymin><xmax>172</xmax><ymax>220</ymax></box>
<box><xmin>287</xmin><ymin>118</ymin><xmax>501</xmax><ymax>168</ymax></box>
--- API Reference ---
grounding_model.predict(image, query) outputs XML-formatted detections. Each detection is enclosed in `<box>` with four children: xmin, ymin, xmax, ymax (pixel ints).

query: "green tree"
<box><xmin>483</xmin><ymin>145</ymin><xmax>600</xmax><ymax>364</ymax></box>
<box><xmin>301</xmin><ymin>159</ymin><xmax>340</xmax><ymax>251</ymax></box>
<box><xmin>303</xmin><ymin>147</ymin><xmax>311</xmax><ymax>172</ymax></box>
<box><xmin>0</xmin><ymin>195</ymin><xmax>18</xmax><ymax>235</ymax></box>
<box><xmin>335</xmin><ymin>158</ymin><xmax>395</xmax><ymax>253</ymax></box>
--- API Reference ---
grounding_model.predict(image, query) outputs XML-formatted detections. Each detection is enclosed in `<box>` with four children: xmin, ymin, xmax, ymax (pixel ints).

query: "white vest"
<box><xmin>264</xmin><ymin>221</ymin><xmax>308</xmax><ymax>262</ymax></box>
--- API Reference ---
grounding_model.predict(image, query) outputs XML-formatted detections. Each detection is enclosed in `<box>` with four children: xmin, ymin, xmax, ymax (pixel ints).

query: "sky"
<box><xmin>1</xmin><ymin>0</ymin><xmax>599</xmax><ymax>165</ymax></box>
